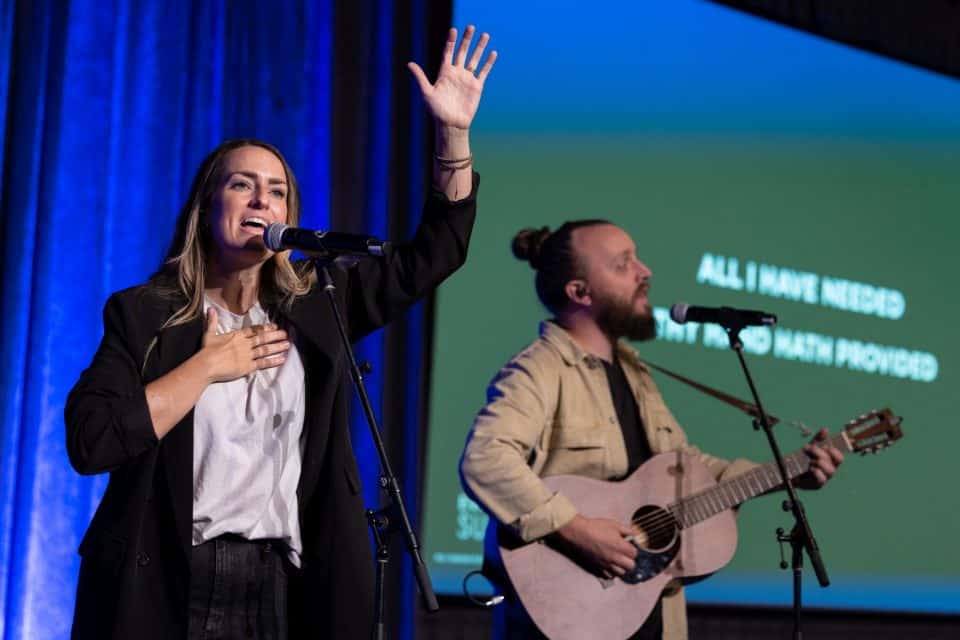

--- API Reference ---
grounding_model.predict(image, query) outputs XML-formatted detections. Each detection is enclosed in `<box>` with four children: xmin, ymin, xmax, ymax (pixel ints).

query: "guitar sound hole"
<box><xmin>618</xmin><ymin>505</ymin><xmax>681</xmax><ymax>584</ymax></box>
<box><xmin>631</xmin><ymin>505</ymin><xmax>678</xmax><ymax>551</ymax></box>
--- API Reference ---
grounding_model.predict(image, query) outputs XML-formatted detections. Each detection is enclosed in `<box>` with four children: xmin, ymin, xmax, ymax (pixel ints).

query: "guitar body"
<box><xmin>495</xmin><ymin>452</ymin><xmax>738</xmax><ymax>640</ymax></box>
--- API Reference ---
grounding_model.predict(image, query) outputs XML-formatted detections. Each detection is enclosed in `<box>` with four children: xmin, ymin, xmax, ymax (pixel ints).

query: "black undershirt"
<box><xmin>601</xmin><ymin>356</ymin><xmax>663</xmax><ymax>640</ymax></box>
<box><xmin>602</xmin><ymin>357</ymin><xmax>654</xmax><ymax>476</ymax></box>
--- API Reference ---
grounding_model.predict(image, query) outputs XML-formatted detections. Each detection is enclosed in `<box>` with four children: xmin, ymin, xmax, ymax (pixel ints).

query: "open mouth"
<box><xmin>240</xmin><ymin>217</ymin><xmax>268</xmax><ymax>230</ymax></box>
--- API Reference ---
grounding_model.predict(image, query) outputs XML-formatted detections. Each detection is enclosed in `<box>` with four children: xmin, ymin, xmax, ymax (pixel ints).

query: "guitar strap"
<box><xmin>640</xmin><ymin>360</ymin><xmax>781</xmax><ymax>427</ymax></box>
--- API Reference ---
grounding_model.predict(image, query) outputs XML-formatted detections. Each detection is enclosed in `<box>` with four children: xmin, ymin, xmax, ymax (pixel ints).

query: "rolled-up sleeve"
<box><xmin>460</xmin><ymin>351</ymin><xmax>578</xmax><ymax>542</ymax></box>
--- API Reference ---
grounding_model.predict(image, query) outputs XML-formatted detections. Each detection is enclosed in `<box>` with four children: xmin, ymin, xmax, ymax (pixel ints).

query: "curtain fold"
<box><xmin>331</xmin><ymin>1</ymin><xmax>448</xmax><ymax>637</ymax></box>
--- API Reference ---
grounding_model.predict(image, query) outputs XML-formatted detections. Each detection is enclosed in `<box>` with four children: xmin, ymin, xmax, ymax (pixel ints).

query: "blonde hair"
<box><xmin>150</xmin><ymin>139</ymin><xmax>315</xmax><ymax>328</ymax></box>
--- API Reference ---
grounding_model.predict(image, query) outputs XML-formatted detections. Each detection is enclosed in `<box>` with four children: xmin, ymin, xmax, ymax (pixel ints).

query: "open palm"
<box><xmin>408</xmin><ymin>26</ymin><xmax>497</xmax><ymax>131</ymax></box>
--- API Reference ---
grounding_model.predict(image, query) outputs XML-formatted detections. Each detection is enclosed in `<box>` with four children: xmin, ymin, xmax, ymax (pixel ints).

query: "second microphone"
<box><xmin>670</xmin><ymin>303</ymin><xmax>777</xmax><ymax>328</ymax></box>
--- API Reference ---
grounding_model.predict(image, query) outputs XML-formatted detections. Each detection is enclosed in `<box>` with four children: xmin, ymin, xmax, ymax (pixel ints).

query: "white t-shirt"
<box><xmin>192</xmin><ymin>296</ymin><xmax>306</xmax><ymax>565</ymax></box>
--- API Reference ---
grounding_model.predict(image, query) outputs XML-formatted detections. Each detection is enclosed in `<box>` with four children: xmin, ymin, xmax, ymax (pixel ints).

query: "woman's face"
<box><xmin>206</xmin><ymin>145</ymin><xmax>289</xmax><ymax>268</ymax></box>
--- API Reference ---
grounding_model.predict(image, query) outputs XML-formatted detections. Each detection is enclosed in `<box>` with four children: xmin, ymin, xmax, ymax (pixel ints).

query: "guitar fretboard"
<box><xmin>667</xmin><ymin>433</ymin><xmax>849</xmax><ymax>529</ymax></box>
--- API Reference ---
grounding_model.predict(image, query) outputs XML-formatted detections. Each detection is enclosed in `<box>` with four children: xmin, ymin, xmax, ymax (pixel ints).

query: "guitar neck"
<box><xmin>668</xmin><ymin>432</ymin><xmax>850</xmax><ymax>529</ymax></box>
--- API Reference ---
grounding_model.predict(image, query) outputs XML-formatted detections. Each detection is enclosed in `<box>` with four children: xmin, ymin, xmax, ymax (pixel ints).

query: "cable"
<box><xmin>462</xmin><ymin>570</ymin><xmax>504</xmax><ymax>607</ymax></box>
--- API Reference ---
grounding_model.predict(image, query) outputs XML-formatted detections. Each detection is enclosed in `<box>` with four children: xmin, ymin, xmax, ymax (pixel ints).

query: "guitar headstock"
<box><xmin>842</xmin><ymin>408</ymin><xmax>903</xmax><ymax>455</ymax></box>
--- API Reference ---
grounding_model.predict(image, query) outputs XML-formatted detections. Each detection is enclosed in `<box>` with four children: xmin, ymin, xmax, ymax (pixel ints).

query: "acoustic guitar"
<box><xmin>493</xmin><ymin>408</ymin><xmax>903</xmax><ymax>640</ymax></box>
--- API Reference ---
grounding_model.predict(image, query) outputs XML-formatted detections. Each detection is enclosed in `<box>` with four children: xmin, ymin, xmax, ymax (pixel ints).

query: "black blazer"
<box><xmin>64</xmin><ymin>178</ymin><xmax>478</xmax><ymax>639</ymax></box>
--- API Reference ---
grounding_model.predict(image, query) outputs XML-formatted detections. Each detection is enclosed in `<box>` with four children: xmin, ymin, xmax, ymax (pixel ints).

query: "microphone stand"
<box><xmin>724</xmin><ymin>324</ymin><xmax>829</xmax><ymax>640</ymax></box>
<box><xmin>312</xmin><ymin>257</ymin><xmax>439</xmax><ymax>640</ymax></box>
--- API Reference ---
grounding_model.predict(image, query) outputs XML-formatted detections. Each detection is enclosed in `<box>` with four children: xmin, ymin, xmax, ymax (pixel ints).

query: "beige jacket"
<box><xmin>460</xmin><ymin>321</ymin><xmax>755</xmax><ymax>640</ymax></box>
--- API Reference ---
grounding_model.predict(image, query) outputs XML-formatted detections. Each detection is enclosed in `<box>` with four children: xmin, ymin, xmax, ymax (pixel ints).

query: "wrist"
<box><xmin>192</xmin><ymin>348</ymin><xmax>218</xmax><ymax>385</ymax></box>
<box><xmin>435</xmin><ymin>124</ymin><xmax>470</xmax><ymax>158</ymax></box>
<box><xmin>556</xmin><ymin>514</ymin><xmax>585</xmax><ymax>544</ymax></box>
<box><xmin>433</xmin><ymin>153</ymin><xmax>472</xmax><ymax>171</ymax></box>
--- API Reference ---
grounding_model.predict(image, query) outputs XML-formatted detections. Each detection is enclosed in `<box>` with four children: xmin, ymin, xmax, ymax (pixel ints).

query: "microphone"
<box><xmin>263</xmin><ymin>223</ymin><xmax>390</xmax><ymax>257</ymax></box>
<box><xmin>670</xmin><ymin>303</ymin><xmax>777</xmax><ymax>328</ymax></box>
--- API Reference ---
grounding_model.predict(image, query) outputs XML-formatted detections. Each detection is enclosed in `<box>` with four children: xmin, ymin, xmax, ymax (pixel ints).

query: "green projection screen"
<box><xmin>421</xmin><ymin>0</ymin><xmax>960</xmax><ymax>612</ymax></box>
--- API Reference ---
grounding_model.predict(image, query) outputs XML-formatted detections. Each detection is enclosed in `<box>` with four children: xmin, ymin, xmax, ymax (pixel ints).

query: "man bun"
<box><xmin>511</xmin><ymin>227</ymin><xmax>551</xmax><ymax>270</ymax></box>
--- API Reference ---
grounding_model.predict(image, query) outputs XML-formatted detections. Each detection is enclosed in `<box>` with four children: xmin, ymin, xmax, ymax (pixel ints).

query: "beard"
<box><xmin>593</xmin><ymin>287</ymin><xmax>656</xmax><ymax>342</ymax></box>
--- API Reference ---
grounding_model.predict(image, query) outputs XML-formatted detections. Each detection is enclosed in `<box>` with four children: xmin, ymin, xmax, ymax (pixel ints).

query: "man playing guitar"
<box><xmin>459</xmin><ymin>221</ymin><xmax>844</xmax><ymax>640</ymax></box>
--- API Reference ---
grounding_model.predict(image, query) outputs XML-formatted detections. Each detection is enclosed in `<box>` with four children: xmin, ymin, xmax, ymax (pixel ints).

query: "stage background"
<box><xmin>422</xmin><ymin>0</ymin><xmax>960</xmax><ymax>614</ymax></box>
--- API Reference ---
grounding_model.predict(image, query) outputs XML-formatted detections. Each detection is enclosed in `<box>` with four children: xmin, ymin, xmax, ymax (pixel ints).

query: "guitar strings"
<box><xmin>623</xmin><ymin>430</ymin><xmax>867</xmax><ymax>546</ymax></box>
<box><xmin>629</xmin><ymin>473</ymin><xmax>776</xmax><ymax>541</ymax></box>
<box><xmin>626</xmin><ymin>457</ymin><xmax>814</xmax><ymax>543</ymax></box>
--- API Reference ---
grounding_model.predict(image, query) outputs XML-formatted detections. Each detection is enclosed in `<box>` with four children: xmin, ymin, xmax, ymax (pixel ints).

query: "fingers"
<box><xmin>423</xmin><ymin>25</ymin><xmax>496</xmax><ymax>85</ymax></box>
<box><xmin>476</xmin><ymin>50</ymin><xmax>498</xmax><ymax>82</ymax></box>
<box><xmin>806</xmin><ymin>440</ymin><xmax>838</xmax><ymax>467</ymax></box>
<box><xmin>804</xmin><ymin>442</ymin><xmax>839</xmax><ymax>487</ymax></box>
<box><xmin>454</xmin><ymin>25</ymin><xmax>475</xmax><ymax>66</ymax></box>
<box><xmin>805</xmin><ymin>428</ymin><xmax>828</xmax><ymax>449</ymax></box>
<box><xmin>806</xmin><ymin>467</ymin><xmax>827</xmax><ymax>486</ymax></box>
<box><xmin>406</xmin><ymin>62</ymin><xmax>431</xmax><ymax>96</ymax></box>
<box><xmin>600</xmin><ymin>544</ymin><xmax>635</xmax><ymax>576</ymax></box>
<box><xmin>805</xmin><ymin>428</ymin><xmax>842</xmax><ymax>471</ymax></box>
<box><xmin>253</xmin><ymin>341</ymin><xmax>290</xmax><ymax>369</ymax></box>
<box><xmin>813</xmin><ymin>454</ymin><xmax>836</xmax><ymax>479</ymax></box>
<box><xmin>221</xmin><ymin>324</ymin><xmax>291</xmax><ymax>369</ymax></box>
<box><xmin>241</xmin><ymin>323</ymin><xmax>279</xmax><ymax>339</ymax></box>
<box><xmin>811</xmin><ymin>454</ymin><xmax>833</xmax><ymax>476</ymax></box>
<box><xmin>599</xmin><ymin>554</ymin><xmax>631</xmax><ymax>577</ymax></box>
<box><xmin>613</xmin><ymin>552</ymin><xmax>637</xmax><ymax>573</ymax></box>
<box><xmin>245</xmin><ymin>325</ymin><xmax>290</xmax><ymax>366</ymax></box>
<box><xmin>606</xmin><ymin>564</ymin><xmax>626</xmax><ymax>577</ymax></box>
<box><xmin>248</xmin><ymin>327</ymin><xmax>288</xmax><ymax>347</ymax></box>
<box><xmin>828</xmin><ymin>447</ymin><xmax>844</xmax><ymax>466</ymax></box>
<box><xmin>614</xmin><ymin>537</ymin><xmax>638</xmax><ymax>558</ymax></box>
<box><xmin>457</xmin><ymin>26</ymin><xmax>497</xmax><ymax>82</ymax></box>
<box><xmin>442</xmin><ymin>27</ymin><xmax>456</xmax><ymax>65</ymax></box>
<box><xmin>605</xmin><ymin>522</ymin><xmax>639</xmax><ymax>560</ymax></box>
<box><xmin>465</xmin><ymin>31</ymin><xmax>489</xmax><ymax>72</ymax></box>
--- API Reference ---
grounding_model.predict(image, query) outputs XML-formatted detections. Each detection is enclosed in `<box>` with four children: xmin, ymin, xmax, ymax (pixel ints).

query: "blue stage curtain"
<box><xmin>330</xmin><ymin>0</ymin><xmax>450</xmax><ymax>636</ymax></box>
<box><xmin>0</xmin><ymin>1</ymin><xmax>444</xmax><ymax>637</ymax></box>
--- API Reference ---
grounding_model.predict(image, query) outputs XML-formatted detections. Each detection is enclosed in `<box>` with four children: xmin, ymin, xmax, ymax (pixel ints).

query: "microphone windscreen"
<box><xmin>264</xmin><ymin>223</ymin><xmax>289</xmax><ymax>252</ymax></box>
<box><xmin>670</xmin><ymin>303</ymin><xmax>690</xmax><ymax>324</ymax></box>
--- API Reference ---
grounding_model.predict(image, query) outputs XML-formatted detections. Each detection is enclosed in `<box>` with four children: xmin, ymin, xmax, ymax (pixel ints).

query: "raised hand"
<box><xmin>200</xmin><ymin>307</ymin><xmax>290</xmax><ymax>383</ymax></box>
<box><xmin>407</xmin><ymin>25</ymin><xmax>497</xmax><ymax>131</ymax></box>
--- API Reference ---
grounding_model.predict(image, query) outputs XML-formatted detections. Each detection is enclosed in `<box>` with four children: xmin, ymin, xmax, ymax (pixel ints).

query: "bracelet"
<box><xmin>434</xmin><ymin>153</ymin><xmax>473</xmax><ymax>170</ymax></box>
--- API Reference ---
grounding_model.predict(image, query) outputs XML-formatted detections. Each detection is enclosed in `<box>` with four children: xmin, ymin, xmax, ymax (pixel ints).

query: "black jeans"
<box><xmin>188</xmin><ymin>535</ymin><xmax>295</xmax><ymax>640</ymax></box>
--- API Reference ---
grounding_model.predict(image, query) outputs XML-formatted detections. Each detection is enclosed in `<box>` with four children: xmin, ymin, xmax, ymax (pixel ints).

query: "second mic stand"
<box><xmin>724</xmin><ymin>325</ymin><xmax>829</xmax><ymax>640</ymax></box>
<box><xmin>312</xmin><ymin>258</ymin><xmax>439</xmax><ymax>640</ymax></box>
